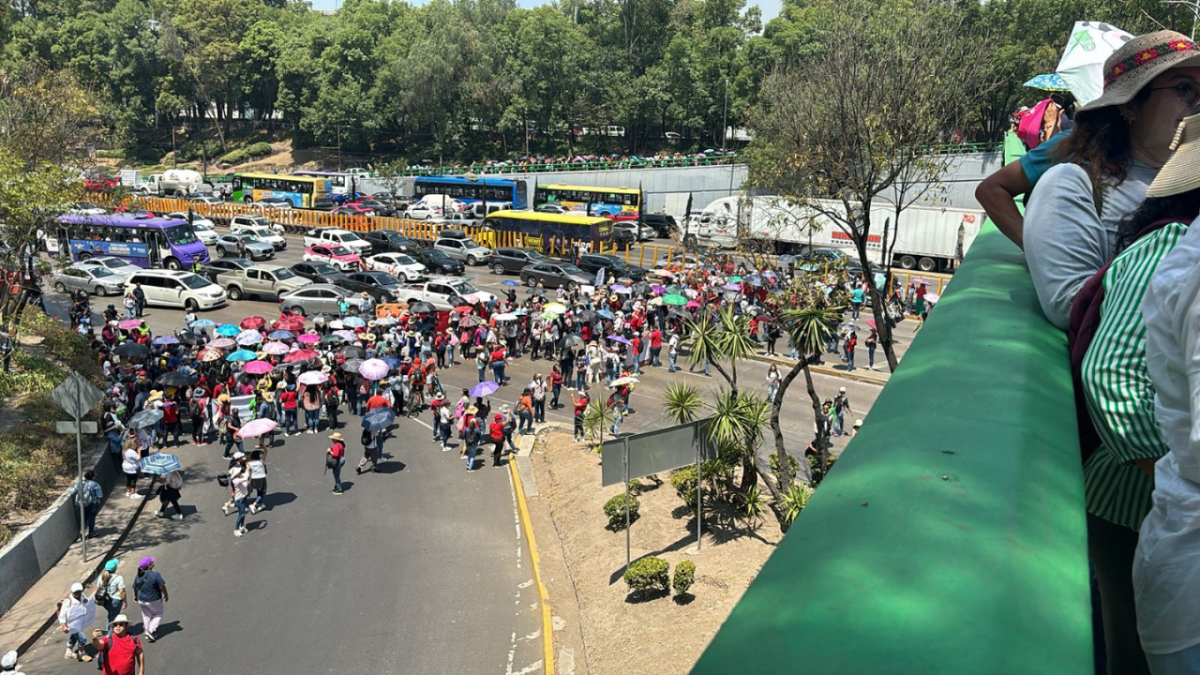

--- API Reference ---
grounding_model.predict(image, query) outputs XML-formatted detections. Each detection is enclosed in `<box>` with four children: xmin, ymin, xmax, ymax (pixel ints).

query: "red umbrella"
<box><xmin>865</xmin><ymin>318</ymin><xmax>877</xmax><ymax>329</ymax></box>
<box><xmin>274</xmin><ymin>316</ymin><xmax>306</xmax><ymax>332</ymax></box>
<box><xmin>454</xmin><ymin>306</ymin><xmax>474</xmax><ymax>313</ymax></box>
<box><xmin>283</xmin><ymin>349</ymin><xmax>318</xmax><ymax>363</ymax></box>
<box><xmin>240</xmin><ymin>316</ymin><xmax>266</xmax><ymax>330</ymax></box>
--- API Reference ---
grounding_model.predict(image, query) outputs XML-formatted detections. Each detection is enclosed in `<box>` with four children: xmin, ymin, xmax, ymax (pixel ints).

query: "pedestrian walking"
<box><xmin>833</xmin><ymin>387</ymin><xmax>852</xmax><ymax>437</ymax></box>
<box><xmin>247</xmin><ymin>451</ymin><xmax>268</xmax><ymax>513</ymax></box>
<box><xmin>132</xmin><ymin>559</ymin><xmax>167</xmax><ymax>643</ymax></box>
<box><xmin>867</xmin><ymin>329</ymin><xmax>878</xmax><ymax>371</ymax></box>
<box><xmin>462</xmin><ymin>406</ymin><xmax>482</xmax><ymax>471</ymax></box>
<box><xmin>489</xmin><ymin>413</ymin><xmax>506</xmax><ymax>467</ymax></box>
<box><xmin>356</xmin><ymin>429</ymin><xmax>379</xmax><ymax>474</ymax></box>
<box><xmin>766</xmin><ymin>364</ymin><xmax>781</xmax><ymax>403</ymax></box>
<box><xmin>221</xmin><ymin>408</ymin><xmax>244</xmax><ymax>459</ymax></box>
<box><xmin>90</xmin><ymin>614</ymin><xmax>144</xmax><ymax>675</ymax></box>
<box><xmin>280</xmin><ymin>384</ymin><xmax>299</xmax><ymax>436</ymax></box>
<box><xmin>95</xmin><ymin>559</ymin><xmax>127</xmax><ymax>636</ymax></box>
<box><xmin>57</xmin><ymin>582</ymin><xmax>95</xmax><ymax>662</ymax></box>
<box><xmin>121</xmin><ymin>443</ymin><xmax>140</xmax><ymax>499</ymax></box>
<box><xmin>78</xmin><ymin>470</ymin><xmax>104</xmax><ymax>538</ymax></box>
<box><xmin>570</xmin><ymin>390</ymin><xmax>588</xmax><ymax>443</ymax></box>
<box><xmin>153</xmin><ymin>471</ymin><xmax>183</xmax><ymax>521</ymax></box>
<box><xmin>327</xmin><ymin>432</ymin><xmax>346</xmax><ymax>494</ymax></box>
<box><xmin>1</xmin><ymin>649</ymin><xmax>24</xmax><ymax>674</ymax></box>
<box><xmin>517</xmin><ymin>388</ymin><xmax>534</xmax><ymax>434</ymax></box>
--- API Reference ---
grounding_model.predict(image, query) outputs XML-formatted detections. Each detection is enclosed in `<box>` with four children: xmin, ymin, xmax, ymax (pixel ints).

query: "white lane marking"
<box><xmin>508</xmin><ymin>465</ymin><xmax>523</xmax><ymax>569</ymax></box>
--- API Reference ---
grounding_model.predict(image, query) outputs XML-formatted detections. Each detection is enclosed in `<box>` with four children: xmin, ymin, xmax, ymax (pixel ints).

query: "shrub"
<box><xmin>628</xmin><ymin>479</ymin><xmax>642</xmax><ymax>496</ymax></box>
<box><xmin>781</xmin><ymin>483</ymin><xmax>813</xmax><ymax>525</ymax></box>
<box><xmin>603</xmin><ymin>492</ymin><xmax>639</xmax><ymax>530</ymax></box>
<box><xmin>671</xmin><ymin>465</ymin><xmax>698</xmax><ymax>514</ymax></box>
<box><xmin>8</xmin><ymin>448</ymin><xmax>64</xmax><ymax>510</ymax></box>
<box><xmin>673</xmin><ymin>560</ymin><xmax>696</xmax><ymax>595</ymax></box>
<box><xmin>623</xmin><ymin>556</ymin><xmax>669</xmax><ymax>593</ymax></box>
<box><xmin>95</xmin><ymin>149</ymin><xmax>124</xmax><ymax>159</ymax></box>
<box><xmin>176</xmin><ymin>139</ymin><xmax>222</xmax><ymax>163</ymax></box>
<box><xmin>245</xmin><ymin>141</ymin><xmax>273</xmax><ymax>158</ymax></box>
<box><xmin>769</xmin><ymin>451</ymin><xmax>800</xmax><ymax>486</ymax></box>
<box><xmin>218</xmin><ymin>148</ymin><xmax>249</xmax><ymax>165</ymax></box>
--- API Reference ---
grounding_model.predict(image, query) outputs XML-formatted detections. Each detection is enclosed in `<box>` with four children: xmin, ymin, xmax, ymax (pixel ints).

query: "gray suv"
<box><xmin>215</xmin><ymin>233</ymin><xmax>276</xmax><ymax>261</ymax></box>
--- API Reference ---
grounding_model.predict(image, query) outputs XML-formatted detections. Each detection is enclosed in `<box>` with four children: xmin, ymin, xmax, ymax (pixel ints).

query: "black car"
<box><xmin>488</xmin><ymin>247</ymin><xmax>553</xmax><ymax>275</ymax></box>
<box><xmin>363</xmin><ymin>230</ymin><xmax>423</xmax><ymax>255</ymax></box>
<box><xmin>290</xmin><ymin>261</ymin><xmax>349</xmax><ymax>285</ymax></box>
<box><xmin>519</xmin><ymin>262</ymin><xmax>592</xmax><ymax>290</ymax></box>
<box><xmin>312</xmin><ymin>197</ymin><xmax>338</xmax><ymax>211</ymax></box>
<box><xmin>641</xmin><ymin>214</ymin><xmax>677</xmax><ymax>238</ymax></box>
<box><xmin>353</xmin><ymin>198</ymin><xmax>395</xmax><ymax>218</ymax></box>
<box><xmin>612</xmin><ymin>227</ymin><xmax>635</xmax><ymax>249</ymax></box>
<box><xmin>338</xmin><ymin>271</ymin><xmax>404</xmax><ymax>303</ymax></box>
<box><xmin>410</xmin><ymin>248</ymin><xmax>465</xmax><ymax>276</ymax></box>
<box><xmin>576</xmin><ymin>253</ymin><xmax>646</xmax><ymax>282</ymax></box>
<box><xmin>203</xmin><ymin>258</ymin><xmax>254</xmax><ymax>284</ymax></box>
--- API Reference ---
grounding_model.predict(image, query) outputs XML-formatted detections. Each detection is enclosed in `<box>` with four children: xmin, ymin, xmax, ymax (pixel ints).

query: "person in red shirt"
<box><xmin>90</xmin><ymin>614</ymin><xmax>143</xmax><ymax>675</ymax></box>
<box><xmin>489</xmin><ymin>413</ymin><xmax>506</xmax><ymax>466</ymax></box>
<box><xmin>279</xmin><ymin>384</ymin><xmax>299</xmax><ymax>436</ymax></box>
<box><xmin>327</xmin><ymin>432</ymin><xmax>346</xmax><ymax>494</ymax></box>
<box><xmin>570</xmin><ymin>390</ymin><xmax>589</xmax><ymax>443</ymax></box>
<box><xmin>366</xmin><ymin>389</ymin><xmax>390</xmax><ymax>411</ymax></box>
<box><xmin>647</xmin><ymin>328</ymin><xmax>663</xmax><ymax>367</ymax></box>
<box><xmin>161</xmin><ymin>401</ymin><xmax>180</xmax><ymax>447</ymax></box>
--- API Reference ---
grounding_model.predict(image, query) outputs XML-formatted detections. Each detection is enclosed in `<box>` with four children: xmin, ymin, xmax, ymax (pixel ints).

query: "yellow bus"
<box><xmin>533</xmin><ymin>183</ymin><xmax>641</xmax><ymax>216</ymax></box>
<box><xmin>482</xmin><ymin>210</ymin><xmax>613</xmax><ymax>251</ymax></box>
<box><xmin>231</xmin><ymin>173</ymin><xmax>330</xmax><ymax>208</ymax></box>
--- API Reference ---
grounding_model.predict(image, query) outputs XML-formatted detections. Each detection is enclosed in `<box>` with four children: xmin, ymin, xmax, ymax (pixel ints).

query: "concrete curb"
<box><xmin>745</xmin><ymin>353</ymin><xmax>891</xmax><ymax>386</ymax></box>
<box><xmin>508</xmin><ymin>451</ymin><xmax>554</xmax><ymax>675</ymax></box>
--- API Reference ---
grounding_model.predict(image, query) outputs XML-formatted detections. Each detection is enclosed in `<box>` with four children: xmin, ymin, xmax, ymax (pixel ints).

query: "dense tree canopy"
<box><xmin>0</xmin><ymin>0</ymin><xmax>1186</xmax><ymax>161</ymax></box>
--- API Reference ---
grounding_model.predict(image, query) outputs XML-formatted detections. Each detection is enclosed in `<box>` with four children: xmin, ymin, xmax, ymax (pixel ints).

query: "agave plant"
<box><xmin>582</xmin><ymin>396</ymin><xmax>617</xmax><ymax>450</ymax></box>
<box><xmin>661</xmin><ymin>381</ymin><xmax>703</xmax><ymax>425</ymax></box>
<box><xmin>781</xmin><ymin>482</ymin><xmax>813</xmax><ymax>525</ymax></box>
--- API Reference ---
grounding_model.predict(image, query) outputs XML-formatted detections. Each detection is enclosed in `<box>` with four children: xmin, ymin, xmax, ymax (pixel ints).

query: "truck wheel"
<box><xmin>164</xmin><ymin>257</ymin><xmax>182</xmax><ymax>271</ymax></box>
<box><xmin>491</xmin><ymin>263</ymin><xmax>505</xmax><ymax>275</ymax></box>
<box><xmin>228</xmin><ymin>286</ymin><xmax>243</xmax><ymax>301</ymax></box>
<box><xmin>898</xmin><ymin>255</ymin><xmax>916</xmax><ymax>270</ymax></box>
<box><xmin>917</xmin><ymin>257</ymin><xmax>937</xmax><ymax>272</ymax></box>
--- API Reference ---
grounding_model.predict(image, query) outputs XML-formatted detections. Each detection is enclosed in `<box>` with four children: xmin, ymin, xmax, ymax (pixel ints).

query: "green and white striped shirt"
<box><xmin>1081</xmin><ymin>222</ymin><xmax>1188</xmax><ymax>531</ymax></box>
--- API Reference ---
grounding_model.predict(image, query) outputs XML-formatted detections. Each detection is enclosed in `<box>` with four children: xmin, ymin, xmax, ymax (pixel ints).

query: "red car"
<box><xmin>608</xmin><ymin>211</ymin><xmax>640</xmax><ymax>222</ymax></box>
<box><xmin>331</xmin><ymin>203</ymin><xmax>376</xmax><ymax>217</ymax></box>
<box><xmin>302</xmin><ymin>244</ymin><xmax>362</xmax><ymax>272</ymax></box>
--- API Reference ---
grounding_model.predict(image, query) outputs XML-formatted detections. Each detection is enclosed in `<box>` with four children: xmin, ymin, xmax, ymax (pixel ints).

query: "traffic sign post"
<box><xmin>50</xmin><ymin>371</ymin><xmax>105</xmax><ymax>559</ymax></box>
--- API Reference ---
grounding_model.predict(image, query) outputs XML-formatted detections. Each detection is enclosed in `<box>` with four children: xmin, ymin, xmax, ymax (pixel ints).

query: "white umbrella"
<box><xmin>1055</xmin><ymin>21</ymin><xmax>1134</xmax><ymax>107</ymax></box>
<box><xmin>925</xmin><ymin>292</ymin><xmax>941</xmax><ymax>304</ymax></box>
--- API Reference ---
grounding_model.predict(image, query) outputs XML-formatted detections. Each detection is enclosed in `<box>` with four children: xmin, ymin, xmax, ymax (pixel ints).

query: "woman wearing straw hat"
<box><xmin>1025</xmin><ymin>30</ymin><xmax>1200</xmax><ymax>331</ymax></box>
<box><xmin>1120</xmin><ymin>111</ymin><xmax>1200</xmax><ymax>673</ymax></box>
<box><xmin>1075</xmin><ymin>112</ymin><xmax>1200</xmax><ymax>674</ymax></box>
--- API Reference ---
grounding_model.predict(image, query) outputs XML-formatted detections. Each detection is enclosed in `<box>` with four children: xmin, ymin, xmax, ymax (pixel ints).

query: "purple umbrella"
<box><xmin>607</xmin><ymin>335</ymin><xmax>632</xmax><ymax>346</ymax></box>
<box><xmin>651</xmin><ymin>285</ymin><xmax>666</xmax><ymax>294</ymax></box>
<box><xmin>470</xmin><ymin>381</ymin><xmax>499</xmax><ymax>397</ymax></box>
<box><xmin>333</xmin><ymin>330</ymin><xmax>358</xmax><ymax>342</ymax></box>
<box><xmin>358</xmin><ymin>358</ymin><xmax>390</xmax><ymax>381</ymax></box>
<box><xmin>242</xmin><ymin>360</ymin><xmax>273</xmax><ymax>375</ymax></box>
<box><xmin>610</xmin><ymin>284</ymin><xmax>631</xmax><ymax>294</ymax></box>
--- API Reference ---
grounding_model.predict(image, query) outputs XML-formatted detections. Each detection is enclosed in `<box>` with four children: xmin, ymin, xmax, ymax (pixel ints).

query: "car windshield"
<box><xmin>603</xmin><ymin>256</ymin><xmax>627</xmax><ymax>268</ymax></box>
<box><xmin>163</xmin><ymin>225</ymin><xmax>199</xmax><ymax>246</ymax></box>
<box><xmin>273</xmin><ymin>268</ymin><xmax>297</xmax><ymax>280</ymax></box>
<box><xmin>464</xmin><ymin>241</ymin><xmax>488</xmax><ymax>250</ymax></box>
<box><xmin>340</xmin><ymin>232</ymin><xmax>363</xmax><ymax>242</ymax></box>
<box><xmin>526</xmin><ymin>251</ymin><xmax>550</xmax><ymax>261</ymax></box>
<box><xmin>330</xmin><ymin>246</ymin><xmax>353</xmax><ymax>256</ymax></box>
<box><xmin>180</xmin><ymin>274</ymin><xmax>210</xmax><ymax>290</ymax></box>
<box><xmin>559</xmin><ymin>264</ymin><xmax>584</xmax><ymax>275</ymax></box>
<box><xmin>101</xmin><ymin>259</ymin><xmax>131</xmax><ymax>270</ymax></box>
<box><xmin>241</xmin><ymin>235</ymin><xmax>261</xmax><ymax>244</ymax></box>
<box><xmin>450</xmin><ymin>281</ymin><xmax>479</xmax><ymax>295</ymax></box>
<box><xmin>308</xmin><ymin>263</ymin><xmax>339</xmax><ymax>275</ymax></box>
<box><xmin>394</xmin><ymin>255</ymin><xmax>415</xmax><ymax>265</ymax></box>
<box><xmin>330</xmin><ymin>287</ymin><xmax>353</xmax><ymax>298</ymax></box>
<box><xmin>427</xmin><ymin>251</ymin><xmax>450</xmax><ymax>261</ymax></box>
<box><xmin>372</xmin><ymin>273</ymin><xmax>400</xmax><ymax>285</ymax></box>
<box><xmin>86</xmin><ymin>267</ymin><xmax>116</xmax><ymax>279</ymax></box>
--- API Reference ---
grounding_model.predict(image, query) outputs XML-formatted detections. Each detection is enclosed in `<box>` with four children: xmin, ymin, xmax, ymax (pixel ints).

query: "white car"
<box><xmin>167</xmin><ymin>212</ymin><xmax>219</xmax><ymax>245</ymax></box>
<box><xmin>124</xmin><ymin>270</ymin><xmax>227</xmax><ymax>312</ymax></box>
<box><xmin>75</xmin><ymin>256</ymin><xmax>143</xmax><ymax>280</ymax></box>
<box><xmin>68</xmin><ymin>202</ymin><xmax>106</xmax><ymax>216</ymax></box>
<box><xmin>365</xmin><ymin>253</ymin><xmax>426</xmax><ymax>281</ymax></box>
<box><xmin>405</xmin><ymin>203</ymin><xmax>443</xmax><ymax>220</ymax></box>
<box><xmin>243</xmin><ymin>226</ymin><xmax>287</xmax><ymax>251</ymax></box>
<box><xmin>535</xmin><ymin>204</ymin><xmax>569</xmax><ymax>214</ymax></box>
<box><xmin>301</xmin><ymin>227</ymin><xmax>372</xmax><ymax>254</ymax></box>
<box><xmin>230</xmin><ymin>214</ymin><xmax>284</xmax><ymax>235</ymax></box>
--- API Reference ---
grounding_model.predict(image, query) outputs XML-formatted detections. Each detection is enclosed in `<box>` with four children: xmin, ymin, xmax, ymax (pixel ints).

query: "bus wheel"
<box><xmin>165</xmin><ymin>258</ymin><xmax>182</xmax><ymax>271</ymax></box>
<box><xmin>898</xmin><ymin>255</ymin><xmax>916</xmax><ymax>270</ymax></box>
<box><xmin>917</xmin><ymin>257</ymin><xmax>937</xmax><ymax>272</ymax></box>
<box><xmin>78</xmin><ymin>253</ymin><xmax>92</xmax><ymax>262</ymax></box>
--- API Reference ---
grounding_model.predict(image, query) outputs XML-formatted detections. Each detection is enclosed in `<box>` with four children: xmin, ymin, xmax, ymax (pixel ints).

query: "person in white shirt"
<box><xmin>57</xmin><ymin>582</ymin><xmax>95</xmax><ymax>662</ymax></box>
<box><xmin>668</xmin><ymin>331</ymin><xmax>680</xmax><ymax>373</ymax></box>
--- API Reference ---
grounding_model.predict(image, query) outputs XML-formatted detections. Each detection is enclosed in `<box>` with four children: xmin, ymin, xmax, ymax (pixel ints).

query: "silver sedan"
<box><xmin>50</xmin><ymin>265</ymin><xmax>127</xmax><ymax>296</ymax></box>
<box><xmin>278</xmin><ymin>284</ymin><xmax>367</xmax><ymax>317</ymax></box>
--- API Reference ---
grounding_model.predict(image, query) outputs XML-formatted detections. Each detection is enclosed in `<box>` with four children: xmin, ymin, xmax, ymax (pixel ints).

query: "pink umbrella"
<box><xmin>685</xmin><ymin>301</ymin><xmax>701</xmax><ymax>309</ymax></box>
<box><xmin>358</xmin><ymin>358</ymin><xmax>390</xmax><ymax>381</ymax></box>
<box><xmin>298</xmin><ymin>371</ymin><xmax>329</xmax><ymax>386</ymax></box>
<box><xmin>118</xmin><ymin>319</ymin><xmax>143</xmax><ymax>330</ymax></box>
<box><xmin>262</xmin><ymin>341</ymin><xmax>290</xmax><ymax>355</ymax></box>
<box><xmin>242</xmin><ymin>360</ymin><xmax>273</xmax><ymax>375</ymax></box>
<box><xmin>296</xmin><ymin>333</ymin><xmax>321</xmax><ymax>344</ymax></box>
<box><xmin>209</xmin><ymin>337</ymin><xmax>236</xmax><ymax>349</ymax></box>
<box><xmin>865</xmin><ymin>318</ymin><xmax>877</xmax><ymax>330</ymax></box>
<box><xmin>283</xmin><ymin>349</ymin><xmax>318</xmax><ymax>363</ymax></box>
<box><xmin>238</xmin><ymin>418</ymin><xmax>277</xmax><ymax>438</ymax></box>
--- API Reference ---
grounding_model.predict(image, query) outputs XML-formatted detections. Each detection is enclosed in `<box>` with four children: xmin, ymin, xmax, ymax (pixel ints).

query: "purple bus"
<box><xmin>53</xmin><ymin>213</ymin><xmax>210</xmax><ymax>270</ymax></box>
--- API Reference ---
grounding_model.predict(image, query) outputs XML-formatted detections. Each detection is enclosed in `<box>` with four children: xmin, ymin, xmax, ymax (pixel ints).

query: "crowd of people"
<box><xmin>977</xmin><ymin>29</ymin><xmax>1200</xmax><ymax>675</ymax></box>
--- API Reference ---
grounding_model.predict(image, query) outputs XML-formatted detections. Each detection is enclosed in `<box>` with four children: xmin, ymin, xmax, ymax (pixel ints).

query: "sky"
<box><xmin>308</xmin><ymin>0</ymin><xmax>782</xmax><ymax>24</ymax></box>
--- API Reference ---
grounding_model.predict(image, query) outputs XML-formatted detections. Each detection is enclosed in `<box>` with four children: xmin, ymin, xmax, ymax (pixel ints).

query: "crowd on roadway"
<box><xmin>976</xmin><ymin>29</ymin><xmax>1200</xmax><ymax>675</ymax></box>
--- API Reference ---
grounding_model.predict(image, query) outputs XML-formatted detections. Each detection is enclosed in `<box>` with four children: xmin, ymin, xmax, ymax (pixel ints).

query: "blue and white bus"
<box><xmin>51</xmin><ymin>213</ymin><xmax>210</xmax><ymax>270</ymax></box>
<box><xmin>413</xmin><ymin>176</ymin><xmax>528</xmax><ymax>209</ymax></box>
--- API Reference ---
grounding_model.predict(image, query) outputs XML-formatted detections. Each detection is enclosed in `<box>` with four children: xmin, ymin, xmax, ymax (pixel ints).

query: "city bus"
<box><xmin>293</xmin><ymin>170</ymin><xmax>356</xmax><ymax>196</ymax></box>
<box><xmin>51</xmin><ymin>213</ymin><xmax>210</xmax><ymax>270</ymax></box>
<box><xmin>414</xmin><ymin>176</ymin><xmax>528</xmax><ymax>209</ymax></box>
<box><xmin>534</xmin><ymin>184</ymin><xmax>641</xmax><ymax>216</ymax></box>
<box><xmin>231</xmin><ymin>173</ymin><xmax>330</xmax><ymax>208</ymax></box>
<box><xmin>481</xmin><ymin>210</ymin><xmax>613</xmax><ymax>251</ymax></box>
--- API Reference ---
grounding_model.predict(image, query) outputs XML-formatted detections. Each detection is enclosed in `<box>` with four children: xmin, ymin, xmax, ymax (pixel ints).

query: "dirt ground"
<box><xmin>528</xmin><ymin>430</ymin><xmax>782</xmax><ymax>675</ymax></box>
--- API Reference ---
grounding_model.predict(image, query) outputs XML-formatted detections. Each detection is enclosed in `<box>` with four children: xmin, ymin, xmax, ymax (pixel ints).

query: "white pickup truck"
<box><xmin>302</xmin><ymin>227</ymin><xmax>372</xmax><ymax>254</ymax></box>
<box><xmin>394</xmin><ymin>276</ymin><xmax>496</xmax><ymax>311</ymax></box>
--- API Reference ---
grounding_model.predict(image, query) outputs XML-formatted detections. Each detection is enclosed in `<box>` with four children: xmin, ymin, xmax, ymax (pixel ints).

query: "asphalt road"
<box><xmin>17</xmin><ymin>229</ymin><xmax>896</xmax><ymax>672</ymax></box>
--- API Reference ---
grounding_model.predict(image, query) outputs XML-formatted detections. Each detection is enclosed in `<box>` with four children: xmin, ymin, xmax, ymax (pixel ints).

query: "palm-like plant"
<box><xmin>662</xmin><ymin>381</ymin><xmax>703</xmax><ymax>425</ymax></box>
<box><xmin>582</xmin><ymin>396</ymin><xmax>617</xmax><ymax>450</ymax></box>
<box><xmin>771</xmin><ymin>305</ymin><xmax>843</xmax><ymax>488</ymax></box>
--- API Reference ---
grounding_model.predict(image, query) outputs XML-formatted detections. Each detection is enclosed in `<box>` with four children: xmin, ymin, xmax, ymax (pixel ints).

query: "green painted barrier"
<box><xmin>692</xmin><ymin>224</ymin><xmax>1091</xmax><ymax>674</ymax></box>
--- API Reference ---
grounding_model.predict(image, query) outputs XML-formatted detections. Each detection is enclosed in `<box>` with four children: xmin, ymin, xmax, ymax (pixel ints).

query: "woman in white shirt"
<box><xmin>121</xmin><ymin>444</ymin><xmax>140</xmax><ymax>498</ymax></box>
<box><xmin>766</xmin><ymin>364</ymin><xmax>781</xmax><ymax>403</ymax></box>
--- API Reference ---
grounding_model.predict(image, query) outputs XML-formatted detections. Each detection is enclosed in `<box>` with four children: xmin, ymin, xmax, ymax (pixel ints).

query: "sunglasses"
<box><xmin>111</xmin><ymin>622</ymin><xmax>127</xmax><ymax>627</ymax></box>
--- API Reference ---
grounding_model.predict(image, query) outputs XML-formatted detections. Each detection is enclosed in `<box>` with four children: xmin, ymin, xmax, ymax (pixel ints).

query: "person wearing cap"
<box><xmin>832</xmin><ymin>387</ymin><xmax>852</xmax><ymax>437</ymax></box>
<box><xmin>327</xmin><ymin>432</ymin><xmax>346</xmax><ymax>494</ymax></box>
<box><xmin>91</xmin><ymin>613</ymin><xmax>144</xmax><ymax>675</ymax></box>
<box><xmin>1025</xmin><ymin>30</ymin><xmax>1200</xmax><ymax>331</ymax></box>
<box><xmin>488</xmin><ymin>412</ymin><xmax>507</xmax><ymax>467</ymax></box>
<box><xmin>570</xmin><ymin>389</ymin><xmax>589</xmax><ymax>443</ymax></box>
<box><xmin>223</xmin><ymin>452</ymin><xmax>251</xmax><ymax>536</ymax></box>
<box><xmin>1064</xmin><ymin>111</ymin><xmax>1200</xmax><ymax>673</ymax></box>
<box><xmin>96</xmin><ymin>558</ymin><xmax>128</xmax><ymax>635</ymax></box>
<box><xmin>57</xmin><ymin>581</ymin><xmax>95</xmax><ymax>661</ymax></box>
<box><xmin>1</xmin><ymin>649</ymin><xmax>24</xmax><ymax>675</ymax></box>
<box><xmin>461</xmin><ymin>405</ymin><xmax>482</xmax><ymax>471</ymax></box>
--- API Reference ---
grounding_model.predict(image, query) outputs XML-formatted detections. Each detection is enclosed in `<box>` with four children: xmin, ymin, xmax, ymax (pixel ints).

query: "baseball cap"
<box><xmin>1</xmin><ymin>650</ymin><xmax>16</xmax><ymax>668</ymax></box>
<box><xmin>232</xmin><ymin>451</ymin><xmax>245</xmax><ymax>460</ymax></box>
<box><xmin>139</xmin><ymin>556</ymin><xmax>155</xmax><ymax>568</ymax></box>
<box><xmin>70</xmin><ymin>582</ymin><xmax>83</xmax><ymax>593</ymax></box>
<box><xmin>104</xmin><ymin>559</ymin><xmax>119</xmax><ymax>572</ymax></box>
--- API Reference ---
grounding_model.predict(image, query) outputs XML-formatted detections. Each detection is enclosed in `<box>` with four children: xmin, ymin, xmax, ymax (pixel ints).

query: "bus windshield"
<box><xmin>164</xmin><ymin>225</ymin><xmax>199</xmax><ymax>246</ymax></box>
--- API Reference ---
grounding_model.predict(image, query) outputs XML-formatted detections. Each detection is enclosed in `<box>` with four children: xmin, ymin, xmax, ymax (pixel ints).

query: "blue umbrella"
<box><xmin>382</xmin><ymin>356</ymin><xmax>402</xmax><ymax>369</ymax></box>
<box><xmin>470</xmin><ymin>381</ymin><xmax>500</xmax><ymax>397</ymax></box>
<box><xmin>153</xmin><ymin>336</ymin><xmax>179</xmax><ymax>346</ymax></box>
<box><xmin>1023</xmin><ymin>73</ymin><xmax>1069</xmax><ymax>91</ymax></box>
<box><xmin>215</xmin><ymin>324</ymin><xmax>241</xmax><ymax>337</ymax></box>
<box><xmin>362</xmin><ymin>407</ymin><xmax>396</xmax><ymax>433</ymax></box>
<box><xmin>268</xmin><ymin>330</ymin><xmax>296</xmax><ymax>340</ymax></box>
<box><xmin>501</xmin><ymin>280</ymin><xmax>520</xmax><ymax>286</ymax></box>
<box><xmin>226</xmin><ymin>349</ymin><xmax>257</xmax><ymax>362</ymax></box>
<box><xmin>607</xmin><ymin>335</ymin><xmax>632</xmax><ymax>346</ymax></box>
<box><xmin>597</xmin><ymin>309</ymin><xmax>614</xmax><ymax>320</ymax></box>
<box><xmin>190</xmin><ymin>318</ymin><xmax>217</xmax><ymax>328</ymax></box>
<box><xmin>139</xmin><ymin>453</ymin><xmax>183</xmax><ymax>476</ymax></box>
<box><xmin>343</xmin><ymin>316</ymin><xmax>366</xmax><ymax>328</ymax></box>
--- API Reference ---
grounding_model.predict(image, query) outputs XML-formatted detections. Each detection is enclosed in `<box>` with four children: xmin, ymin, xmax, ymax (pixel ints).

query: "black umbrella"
<box><xmin>156</xmin><ymin>371</ymin><xmax>191</xmax><ymax>388</ymax></box>
<box><xmin>127</xmin><ymin>409</ymin><xmax>163</xmax><ymax>429</ymax></box>
<box><xmin>319</xmin><ymin>335</ymin><xmax>345</xmax><ymax>346</ymax></box>
<box><xmin>176</xmin><ymin>330</ymin><xmax>201</xmax><ymax>345</ymax></box>
<box><xmin>310</xmin><ymin>312</ymin><xmax>334</xmax><ymax>324</ymax></box>
<box><xmin>563</xmin><ymin>334</ymin><xmax>584</xmax><ymax>350</ymax></box>
<box><xmin>409</xmin><ymin>301</ymin><xmax>435</xmax><ymax>314</ymax></box>
<box><xmin>342</xmin><ymin>358</ymin><xmax>364</xmax><ymax>373</ymax></box>
<box><xmin>114</xmin><ymin>342</ymin><xmax>150</xmax><ymax>357</ymax></box>
<box><xmin>576</xmin><ymin>309</ymin><xmax>597</xmax><ymax>322</ymax></box>
<box><xmin>341</xmin><ymin>345</ymin><xmax>367</xmax><ymax>359</ymax></box>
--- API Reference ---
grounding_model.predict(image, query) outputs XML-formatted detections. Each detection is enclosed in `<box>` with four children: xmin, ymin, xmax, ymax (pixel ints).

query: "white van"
<box><xmin>124</xmin><ymin>270</ymin><xmax>227</xmax><ymax>312</ymax></box>
<box><xmin>469</xmin><ymin>202</ymin><xmax>511</xmax><ymax>219</ymax></box>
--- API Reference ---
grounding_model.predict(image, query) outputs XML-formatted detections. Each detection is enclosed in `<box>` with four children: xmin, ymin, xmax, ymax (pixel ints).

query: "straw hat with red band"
<box><xmin>1078</xmin><ymin>30</ymin><xmax>1200</xmax><ymax>113</ymax></box>
<box><xmin>1146</xmin><ymin>112</ymin><xmax>1200</xmax><ymax>197</ymax></box>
